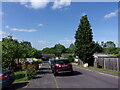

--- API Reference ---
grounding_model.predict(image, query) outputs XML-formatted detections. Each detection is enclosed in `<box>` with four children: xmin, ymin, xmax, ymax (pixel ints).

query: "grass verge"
<box><xmin>73</xmin><ymin>64</ymin><xmax>120</xmax><ymax>75</ymax></box>
<box><xmin>14</xmin><ymin>69</ymin><xmax>40</xmax><ymax>82</ymax></box>
<box><xmin>14</xmin><ymin>71</ymin><xmax>28</xmax><ymax>82</ymax></box>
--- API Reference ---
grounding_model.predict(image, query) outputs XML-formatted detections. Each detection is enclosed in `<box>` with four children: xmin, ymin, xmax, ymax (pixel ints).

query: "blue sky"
<box><xmin>1</xmin><ymin>2</ymin><xmax>118</xmax><ymax>50</ymax></box>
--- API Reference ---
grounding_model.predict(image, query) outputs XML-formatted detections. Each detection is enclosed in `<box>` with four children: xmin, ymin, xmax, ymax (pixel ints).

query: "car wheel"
<box><xmin>54</xmin><ymin>71</ymin><xmax>58</xmax><ymax>76</ymax></box>
<box><xmin>70</xmin><ymin>71</ymin><xmax>73</xmax><ymax>75</ymax></box>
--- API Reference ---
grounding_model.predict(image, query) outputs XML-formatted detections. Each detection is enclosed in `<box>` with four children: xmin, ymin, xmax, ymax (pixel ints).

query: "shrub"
<box><xmin>16</xmin><ymin>63</ymin><xmax>22</xmax><ymax>71</ymax></box>
<box><xmin>68</xmin><ymin>55</ymin><xmax>74</xmax><ymax>62</ymax></box>
<box><xmin>22</xmin><ymin>65</ymin><xmax>27</xmax><ymax>70</ymax></box>
<box><xmin>116</xmin><ymin>54</ymin><xmax>120</xmax><ymax>58</ymax></box>
<box><xmin>25</xmin><ymin>67</ymin><xmax>37</xmax><ymax>80</ymax></box>
<box><xmin>32</xmin><ymin>62</ymin><xmax>39</xmax><ymax>70</ymax></box>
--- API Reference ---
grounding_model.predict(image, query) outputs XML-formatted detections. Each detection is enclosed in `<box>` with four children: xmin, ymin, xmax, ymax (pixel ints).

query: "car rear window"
<box><xmin>56</xmin><ymin>60</ymin><xmax>70</xmax><ymax>64</ymax></box>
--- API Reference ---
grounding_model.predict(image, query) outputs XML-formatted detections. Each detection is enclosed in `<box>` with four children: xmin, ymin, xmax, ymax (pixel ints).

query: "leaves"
<box><xmin>2</xmin><ymin>35</ymin><xmax>42</xmax><ymax>70</ymax></box>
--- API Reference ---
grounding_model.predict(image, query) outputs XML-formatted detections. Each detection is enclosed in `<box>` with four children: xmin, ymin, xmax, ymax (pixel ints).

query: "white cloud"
<box><xmin>37</xmin><ymin>40</ymin><xmax>50</xmax><ymax>45</ymax></box>
<box><xmin>5</xmin><ymin>25</ymin><xmax>10</xmax><ymax>29</ymax></box>
<box><xmin>104</xmin><ymin>9</ymin><xmax>118</xmax><ymax>19</ymax></box>
<box><xmin>0</xmin><ymin>31</ymin><xmax>7</xmax><ymax>35</ymax></box>
<box><xmin>33</xmin><ymin>40</ymin><xmax>53</xmax><ymax>50</ymax></box>
<box><xmin>52</xmin><ymin>0</ymin><xmax>71</xmax><ymax>9</ymax></box>
<box><xmin>3</xmin><ymin>0</ymin><xmax>72</xmax><ymax>10</ymax></box>
<box><xmin>59</xmin><ymin>38</ymin><xmax>74</xmax><ymax>47</ymax></box>
<box><xmin>11</xmin><ymin>28</ymin><xmax>37</xmax><ymax>32</ymax></box>
<box><xmin>20</xmin><ymin>0</ymin><xmax>50</xmax><ymax>9</ymax></box>
<box><xmin>5</xmin><ymin>25</ymin><xmax>37</xmax><ymax>32</ymax></box>
<box><xmin>37</xmin><ymin>24</ymin><xmax>43</xmax><ymax>27</ymax></box>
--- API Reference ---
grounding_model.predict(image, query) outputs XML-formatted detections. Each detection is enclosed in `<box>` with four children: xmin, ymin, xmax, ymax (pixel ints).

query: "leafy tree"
<box><xmin>64</xmin><ymin>48</ymin><xmax>71</xmax><ymax>53</ymax></box>
<box><xmin>2</xmin><ymin>35</ymin><xmax>20</xmax><ymax>70</ymax></box>
<box><xmin>74</xmin><ymin>15</ymin><xmax>93</xmax><ymax>63</ymax></box>
<box><xmin>68</xmin><ymin>43</ymin><xmax>75</xmax><ymax>53</ymax></box>
<box><xmin>67</xmin><ymin>55</ymin><xmax>74</xmax><ymax>62</ymax></box>
<box><xmin>101</xmin><ymin>41</ymin><xmax>106</xmax><ymax>48</ymax></box>
<box><xmin>53</xmin><ymin>44</ymin><xmax>66</xmax><ymax>56</ymax></box>
<box><xmin>92</xmin><ymin>41</ymin><xmax>103</xmax><ymax>53</ymax></box>
<box><xmin>20</xmin><ymin>41</ymin><xmax>32</xmax><ymax>48</ymax></box>
<box><xmin>32</xmin><ymin>48</ymin><xmax>42</xmax><ymax>59</ymax></box>
<box><xmin>104</xmin><ymin>41</ymin><xmax>116</xmax><ymax>48</ymax></box>
<box><xmin>101</xmin><ymin>41</ymin><xmax>118</xmax><ymax>54</ymax></box>
<box><xmin>42</xmin><ymin>48</ymin><xmax>55</xmax><ymax>54</ymax></box>
<box><xmin>2</xmin><ymin>35</ymin><xmax>42</xmax><ymax>70</ymax></box>
<box><xmin>20</xmin><ymin>41</ymin><xmax>32</xmax><ymax>58</ymax></box>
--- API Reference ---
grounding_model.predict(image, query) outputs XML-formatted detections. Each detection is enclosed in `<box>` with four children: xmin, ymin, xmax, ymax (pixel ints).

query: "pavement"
<box><xmin>24</xmin><ymin>62</ymin><xmax>119</xmax><ymax>88</ymax></box>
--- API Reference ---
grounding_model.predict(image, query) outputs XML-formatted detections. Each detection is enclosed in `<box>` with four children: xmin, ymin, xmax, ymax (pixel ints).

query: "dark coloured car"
<box><xmin>0</xmin><ymin>70</ymin><xmax>15</xmax><ymax>88</ymax></box>
<box><xmin>51</xmin><ymin>59</ymin><xmax>73</xmax><ymax>75</ymax></box>
<box><xmin>41</xmin><ymin>58</ymin><xmax>49</xmax><ymax>61</ymax></box>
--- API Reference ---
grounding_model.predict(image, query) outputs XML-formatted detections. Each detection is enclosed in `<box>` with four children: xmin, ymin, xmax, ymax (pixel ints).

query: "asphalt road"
<box><xmin>26</xmin><ymin>62</ymin><xmax>119</xmax><ymax>88</ymax></box>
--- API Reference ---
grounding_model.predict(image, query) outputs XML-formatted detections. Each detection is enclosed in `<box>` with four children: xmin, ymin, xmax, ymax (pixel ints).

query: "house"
<box><xmin>14</xmin><ymin>58</ymin><xmax>26</xmax><ymax>64</ymax></box>
<box><xmin>42</xmin><ymin>54</ymin><xmax>55</xmax><ymax>58</ymax></box>
<box><xmin>61</xmin><ymin>53</ymin><xmax>70</xmax><ymax>58</ymax></box>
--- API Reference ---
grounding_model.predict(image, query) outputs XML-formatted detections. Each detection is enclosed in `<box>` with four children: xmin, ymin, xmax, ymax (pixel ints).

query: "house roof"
<box><xmin>93</xmin><ymin>53</ymin><xmax>117</xmax><ymax>58</ymax></box>
<box><xmin>42</xmin><ymin>54</ymin><xmax>55</xmax><ymax>57</ymax></box>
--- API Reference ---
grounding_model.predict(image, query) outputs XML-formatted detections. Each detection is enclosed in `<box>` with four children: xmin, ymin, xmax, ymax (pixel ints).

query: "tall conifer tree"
<box><xmin>75</xmin><ymin>15</ymin><xmax>93</xmax><ymax>63</ymax></box>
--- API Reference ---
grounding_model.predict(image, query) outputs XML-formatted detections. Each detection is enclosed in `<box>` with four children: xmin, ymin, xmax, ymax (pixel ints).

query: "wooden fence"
<box><xmin>94</xmin><ymin>57</ymin><xmax>120</xmax><ymax>71</ymax></box>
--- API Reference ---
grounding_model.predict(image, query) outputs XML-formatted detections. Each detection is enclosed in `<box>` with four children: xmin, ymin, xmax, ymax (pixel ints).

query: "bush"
<box><xmin>22</xmin><ymin>65</ymin><xmax>27</xmax><ymax>70</ymax></box>
<box><xmin>116</xmin><ymin>54</ymin><xmax>120</xmax><ymax>58</ymax></box>
<box><xmin>16</xmin><ymin>63</ymin><xmax>22</xmax><ymax>71</ymax></box>
<box><xmin>32</xmin><ymin>62</ymin><xmax>39</xmax><ymax>70</ymax></box>
<box><xmin>68</xmin><ymin>55</ymin><xmax>74</xmax><ymax>62</ymax></box>
<box><xmin>25</xmin><ymin>67</ymin><xmax>37</xmax><ymax>80</ymax></box>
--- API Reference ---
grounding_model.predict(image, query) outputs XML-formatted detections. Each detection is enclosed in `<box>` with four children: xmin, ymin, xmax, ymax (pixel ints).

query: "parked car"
<box><xmin>0</xmin><ymin>70</ymin><xmax>15</xmax><ymax>88</ymax></box>
<box><xmin>49</xmin><ymin>59</ymin><xmax>54</xmax><ymax>68</ymax></box>
<box><xmin>41</xmin><ymin>58</ymin><xmax>49</xmax><ymax>61</ymax></box>
<box><xmin>51</xmin><ymin>59</ymin><xmax>73</xmax><ymax>75</ymax></box>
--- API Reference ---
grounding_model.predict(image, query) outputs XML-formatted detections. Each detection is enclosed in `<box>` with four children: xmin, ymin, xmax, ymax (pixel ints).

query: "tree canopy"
<box><xmin>2</xmin><ymin>35</ymin><xmax>42</xmax><ymax>70</ymax></box>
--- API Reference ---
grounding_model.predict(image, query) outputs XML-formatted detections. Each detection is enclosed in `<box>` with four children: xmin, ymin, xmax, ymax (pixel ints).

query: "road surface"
<box><xmin>25</xmin><ymin>62</ymin><xmax>119</xmax><ymax>88</ymax></box>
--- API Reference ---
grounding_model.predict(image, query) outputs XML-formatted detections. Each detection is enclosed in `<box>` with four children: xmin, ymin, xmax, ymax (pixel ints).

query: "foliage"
<box><xmin>67</xmin><ymin>43</ymin><xmax>75</xmax><ymax>54</ymax></box>
<box><xmin>2</xmin><ymin>35</ymin><xmax>20</xmax><ymax>70</ymax></box>
<box><xmin>42</xmin><ymin>44</ymin><xmax>66</xmax><ymax>56</ymax></box>
<box><xmin>67</xmin><ymin>55</ymin><xmax>74</xmax><ymax>62</ymax></box>
<box><xmin>33</xmin><ymin>50</ymin><xmax>42</xmax><ymax>59</ymax></box>
<box><xmin>104</xmin><ymin>41</ymin><xmax>116</xmax><ymax>48</ymax></box>
<box><xmin>42</xmin><ymin>47</ymin><xmax>55</xmax><ymax>54</ymax></box>
<box><xmin>101</xmin><ymin>41</ymin><xmax>120</xmax><ymax>55</ymax></box>
<box><xmin>14</xmin><ymin>71</ymin><xmax>27</xmax><ymax>82</ymax></box>
<box><xmin>53</xmin><ymin>44</ymin><xmax>66</xmax><ymax>56</ymax></box>
<box><xmin>26</xmin><ymin>67</ymin><xmax>37</xmax><ymax>80</ymax></box>
<box><xmin>2</xmin><ymin>35</ymin><xmax>42</xmax><ymax>70</ymax></box>
<box><xmin>74</xmin><ymin>15</ymin><xmax>93</xmax><ymax>63</ymax></box>
<box><xmin>103</xmin><ymin>47</ymin><xmax>119</xmax><ymax>54</ymax></box>
<box><xmin>92</xmin><ymin>41</ymin><xmax>103</xmax><ymax>53</ymax></box>
<box><xmin>116</xmin><ymin>54</ymin><xmax>120</xmax><ymax>58</ymax></box>
<box><xmin>22</xmin><ymin>65</ymin><xmax>27</xmax><ymax>70</ymax></box>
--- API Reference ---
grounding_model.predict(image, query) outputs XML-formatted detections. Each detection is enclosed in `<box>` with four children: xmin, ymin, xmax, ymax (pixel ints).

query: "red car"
<box><xmin>51</xmin><ymin>59</ymin><xmax>73</xmax><ymax>75</ymax></box>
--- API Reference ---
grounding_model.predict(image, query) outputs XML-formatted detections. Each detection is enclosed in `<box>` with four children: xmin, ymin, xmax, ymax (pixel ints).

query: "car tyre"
<box><xmin>53</xmin><ymin>71</ymin><xmax>58</xmax><ymax>76</ymax></box>
<box><xmin>70</xmin><ymin>71</ymin><xmax>73</xmax><ymax>75</ymax></box>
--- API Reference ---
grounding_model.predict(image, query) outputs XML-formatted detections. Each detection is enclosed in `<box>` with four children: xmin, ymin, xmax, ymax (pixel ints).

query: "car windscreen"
<box><xmin>56</xmin><ymin>60</ymin><xmax>70</xmax><ymax>64</ymax></box>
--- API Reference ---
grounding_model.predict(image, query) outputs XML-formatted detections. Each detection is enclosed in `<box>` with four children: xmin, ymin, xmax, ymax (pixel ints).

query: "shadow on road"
<box><xmin>39</xmin><ymin>67</ymin><xmax>51</xmax><ymax>70</ymax></box>
<box><xmin>56</xmin><ymin>71</ymin><xmax>82</xmax><ymax>77</ymax></box>
<box><xmin>37</xmin><ymin>67</ymin><xmax>52</xmax><ymax>75</ymax></box>
<box><xmin>2</xmin><ymin>81</ymin><xmax>29</xmax><ymax>90</ymax></box>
